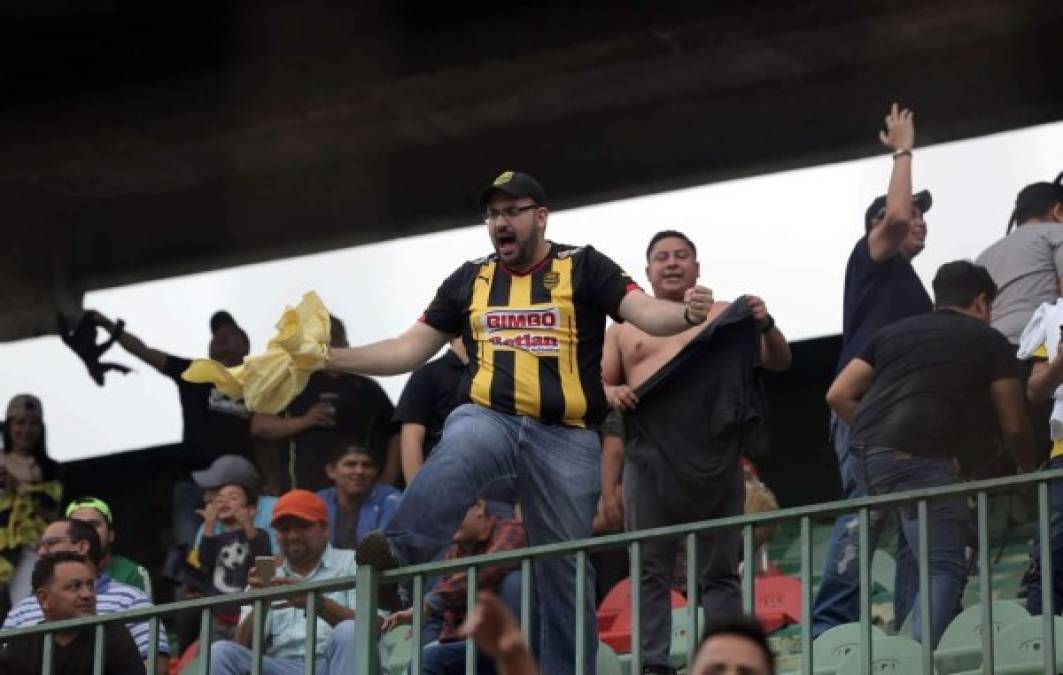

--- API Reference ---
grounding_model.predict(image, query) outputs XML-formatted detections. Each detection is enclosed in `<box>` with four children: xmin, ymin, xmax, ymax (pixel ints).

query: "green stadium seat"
<box><xmin>380</xmin><ymin>625</ymin><xmax>414</xmax><ymax>675</ymax></box>
<box><xmin>995</xmin><ymin>616</ymin><xmax>1063</xmax><ymax>670</ymax></box>
<box><xmin>668</xmin><ymin>606</ymin><xmax>704</xmax><ymax>670</ymax></box>
<box><xmin>597</xmin><ymin>641</ymin><xmax>624</xmax><ymax>675</ymax></box>
<box><xmin>835</xmin><ymin>636</ymin><xmax>924</xmax><ymax>675</ymax></box>
<box><xmin>811</xmin><ymin>622</ymin><xmax>887</xmax><ymax>673</ymax></box>
<box><xmin>933</xmin><ymin>600</ymin><xmax>1029</xmax><ymax>674</ymax></box>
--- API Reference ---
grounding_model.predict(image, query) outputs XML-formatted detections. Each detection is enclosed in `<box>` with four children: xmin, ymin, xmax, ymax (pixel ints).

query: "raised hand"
<box><xmin>879</xmin><ymin>102</ymin><xmax>915</xmax><ymax>153</ymax></box>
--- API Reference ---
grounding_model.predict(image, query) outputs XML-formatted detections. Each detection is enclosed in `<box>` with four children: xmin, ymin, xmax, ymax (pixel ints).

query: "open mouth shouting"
<box><xmin>495</xmin><ymin>230</ymin><xmax>518</xmax><ymax>258</ymax></box>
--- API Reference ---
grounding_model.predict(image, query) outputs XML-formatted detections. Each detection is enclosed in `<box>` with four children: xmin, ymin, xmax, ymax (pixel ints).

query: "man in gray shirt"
<box><xmin>977</xmin><ymin>172</ymin><xmax>1063</xmax><ymax>345</ymax></box>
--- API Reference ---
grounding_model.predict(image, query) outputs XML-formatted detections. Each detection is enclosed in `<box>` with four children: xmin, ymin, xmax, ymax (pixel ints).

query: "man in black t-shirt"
<box><xmin>825</xmin><ymin>261</ymin><xmax>1034</xmax><ymax>647</ymax></box>
<box><xmin>250</xmin><ymin>315</ymin><xmax>400</xmax><ymax>491</ymax></box>
<box><xmin>1</xmin><ymin>552</ymin><xmax>145</xmax><ymax>675</ymax></box>
<box><xmin>91</xmin><ymin>309</ymin><xmax>256</xmax><ymax>547</ymax></box>
<box><xmin>325</xmin><ymin>171</ymin><xmax>715</xmax><ymax>675</ymax></box>
<box><xmin>393</xmin><ymin>337</ymin><xmax>469</xmax><ymax>484</ymax></box>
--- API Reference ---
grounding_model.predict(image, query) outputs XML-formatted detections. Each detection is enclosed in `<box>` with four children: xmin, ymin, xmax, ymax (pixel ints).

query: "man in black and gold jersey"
<box><xmin>326</xmin><ymin>171</ymin><xmax>714</xmax><ymax>675</ymax></box>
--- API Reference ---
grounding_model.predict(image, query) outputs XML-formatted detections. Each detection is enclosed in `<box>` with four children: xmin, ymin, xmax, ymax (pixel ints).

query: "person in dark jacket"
<box><xmin>601</xmin><ymin>230</ymin><xmax>789</xmax><ymax>674</ymax></box>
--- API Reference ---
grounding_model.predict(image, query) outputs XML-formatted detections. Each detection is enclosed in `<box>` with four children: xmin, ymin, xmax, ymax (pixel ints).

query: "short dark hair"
<box><xmin>61</xmin><ymin>518</ymin><xmax>104</xmax><ymax>567</ymax></box>
<box><xmin>327</xmin><ymin>438</ymin><xmax>376</xmax><ymax>466</ymax></box>
<box><xmin>220</xmin><ymin>482</ymin><xmax>258</xmax><ymax>508</ymax></box>
<box><xmin>646</xmin><ymin>230</ymin><xmax>697</xmax><ymax>262</ymax></box>
<box><xmin>1008</xmin><ymin>171</ymin><xmax>1063</xmax><ymax>233</ymax></box>
<box><xmin>698</xmin><ymin>614</ymin><xmax>775</xmax><ymax>673</ymax></box>
<box><xmin>32</xmin><ymin>551</ymin><xmax>91</xmax><ymax>593</ymax></box>
<box><xmin>932</xmin><ymin>260</ymin><xmax>998</xmax><ymax>310</ymax></box>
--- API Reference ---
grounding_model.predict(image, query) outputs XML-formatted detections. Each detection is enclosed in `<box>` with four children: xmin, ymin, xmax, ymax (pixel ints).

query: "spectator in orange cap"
<box><xmin>209</xmin><ymin>489</ymin><xmax>361</xmax><ymax>675</ymax></box>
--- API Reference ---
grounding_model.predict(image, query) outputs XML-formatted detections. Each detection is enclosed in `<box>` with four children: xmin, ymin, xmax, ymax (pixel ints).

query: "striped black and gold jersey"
<box><xmin>421</xmin><ymin>243</ymin><xmax>640</xmax><ymax>428</ymax></box>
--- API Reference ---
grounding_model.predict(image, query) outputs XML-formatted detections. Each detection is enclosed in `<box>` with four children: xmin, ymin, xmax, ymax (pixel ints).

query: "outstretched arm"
<box><xmin>868</xmin><ymin>103</ymin><xmax>916</xmax><ymax>263</ymax></box>
<box><xmin>326</xmin><ymin>321</ymin><xmax>450</xmax><ymax>376</ymax></box>
<box><xmin>617</xmin><ymin>286</ymin><xmax>713</xmax><ymax>337</ymax></box>
<box><xmin>88</xmin><ymin>311</ymin><xmax>169</xmax><ymax>372</ymax></box>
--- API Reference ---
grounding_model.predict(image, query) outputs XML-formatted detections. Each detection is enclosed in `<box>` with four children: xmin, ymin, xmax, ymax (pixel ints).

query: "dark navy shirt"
<box><xmin>837</xmin><ymin>235</ymin><xmax>932</xmax><ymax>372</ymax></box>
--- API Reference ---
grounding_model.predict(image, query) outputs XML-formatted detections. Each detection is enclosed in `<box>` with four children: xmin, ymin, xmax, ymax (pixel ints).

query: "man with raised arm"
<box><xmin>600</xmin><ymin>229</ymin><xmax>790</xmax><ymax>674</ymax></box>
<box><xmin>327</xmin><ymin>170</ymin><xmax>714</xmax><ymax>675</ymax></box>
<box><xmin>813</xmin><ymin>104</ymin><xmax>935</xmax><ymax>637</ymax></box>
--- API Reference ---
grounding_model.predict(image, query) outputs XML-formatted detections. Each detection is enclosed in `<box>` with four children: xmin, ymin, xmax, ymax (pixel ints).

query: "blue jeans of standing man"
<box><xmin>384</xmin><ymin>404</ymin><xmax>600</xmax><ymax>675</ymax></box>
<box><xmin>851</xmin><ymin>448</ymin><xmax>968</xmax><ymax>647</ymax></box>
<box><xmin>1027</xmin><ymin>456</ymin><xmax>1063</xmax><ymax>615</ymax></box>
<box><xmin>812</xmin><ymin>417</ymin><xmax>917</xmax><ymax>636</ymax></box>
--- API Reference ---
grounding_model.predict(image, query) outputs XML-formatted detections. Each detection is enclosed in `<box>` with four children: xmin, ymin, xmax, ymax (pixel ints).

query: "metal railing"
<box><xmin>3</xmin><ymin>468</ymin><xmax>1062</xmax><ymax>674</ymax></box>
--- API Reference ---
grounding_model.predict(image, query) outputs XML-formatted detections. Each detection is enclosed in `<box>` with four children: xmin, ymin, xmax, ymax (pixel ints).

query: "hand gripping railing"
<box><xmin>3</xmin><ymin>467</ymin><xmax>1061</xmax><ymax>674</ymax></box>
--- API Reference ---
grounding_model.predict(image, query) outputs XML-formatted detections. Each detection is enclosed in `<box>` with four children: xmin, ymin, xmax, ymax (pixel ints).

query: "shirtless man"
<box><xmin>601</xmin><ymin>230</ymin><xmax>790</xmax><ymax>674</ymax></box>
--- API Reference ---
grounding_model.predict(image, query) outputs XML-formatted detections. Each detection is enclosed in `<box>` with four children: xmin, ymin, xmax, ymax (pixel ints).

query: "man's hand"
<box><xmin>381</xmin><ymin>608</ymin><xmax>414</xmax><ymax>632</ymax></box>
<box><xmin>605</xmin><ymin>384</ymin><xmax>638</xmax><ymax>411</ymax></box>
<box><xmin>269</xmin><ymin>576</ymin><xmax>308</xmax><ymax>608</ymax></box>
<box><xmin>745</xmin><ymin>296</ymin><xmax>771</xmax><ymax>329</ymax></box>
<box><xmin>301</xmin><ymin>401</ymin><xmax>336</xmax><ymax>430</ymax></box>
<box><xmin>460</xmin><ymin>592</ymin><xmax>528</xmax><ymax>659</ymax></box>
<box><xmin>879</xmin><ymin>102</ymin><xmax>914</xmax><ymax>153</ymax></box>
<box><xmin>683</xmin><ymin>285</ymin><xmax>714</xmax><ymax>325</ymax></box>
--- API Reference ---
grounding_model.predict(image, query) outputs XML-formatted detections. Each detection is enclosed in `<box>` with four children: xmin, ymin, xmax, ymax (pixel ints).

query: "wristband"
<box><xmin>683</xmin><ymin>307</ymin><xmax>699</xmax><ymax>327</ymax></box>
<box><xmin>892</xmin><ymin>149</ymin><xmax>912</xmax><ymax>160</ymax></box>
<box><xmin>759</xmin><ymin>314</ymin><xmax>775</xmax><ymax>334</ymax></box>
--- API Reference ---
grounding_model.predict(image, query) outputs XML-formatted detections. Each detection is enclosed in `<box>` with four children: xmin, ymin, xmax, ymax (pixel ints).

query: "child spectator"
<box><xmin>196</xmin><ymin>483</ymin><xmax>272</xmax><ymax>596</ymax></box>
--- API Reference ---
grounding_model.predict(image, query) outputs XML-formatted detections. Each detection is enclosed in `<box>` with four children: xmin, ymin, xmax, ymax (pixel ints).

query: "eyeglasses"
<box><xmin>39</xmin><ymin>536</ymin><xmax>75</xmax><ymax>550</ymax></box>
<box><xmin>484</xmin><ymin>204</ymin><xmax>539</xmax><ymax>224</ymax></box>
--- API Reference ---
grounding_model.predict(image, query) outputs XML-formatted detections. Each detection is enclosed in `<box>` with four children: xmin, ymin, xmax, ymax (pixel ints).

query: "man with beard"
<box><xmin>327</xmin><ymin>170</ymin><xmax>715</xmax><ymax>675</ymax></box>
<box><xmin>209</xmin><ymin>490</ymin><xmax>359</xmax><ymax>675</ymax></box>
<box><xmin>601</xmin><ymin>230</ymin><xmax>790</xmax><ymax>674</ymax></box>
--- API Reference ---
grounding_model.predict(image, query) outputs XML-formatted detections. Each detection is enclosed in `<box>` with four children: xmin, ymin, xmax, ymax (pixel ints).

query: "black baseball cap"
<box><xmin>478</xmin><ymin>171</ymin><xmax>549</xmax><ymax>209</ymax></box>
<box><xmin>864</xmin><ymin>189</ymin><xmax>932</xmax><ymax>230</ymax></box>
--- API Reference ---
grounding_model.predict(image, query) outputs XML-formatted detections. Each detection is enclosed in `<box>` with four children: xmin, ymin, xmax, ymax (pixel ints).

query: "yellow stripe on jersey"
<box><xmin>509</xmin><ymin>273</ymin><xmax>541</xmax><ymax>418</ymax></box>
<box><xmin>551</xmin><ymin>257</ymin><xmax>587</xmax><ymax>426</ymax></box>
<box><xmin>468</xmin><ymin>261</ymin><xmax>497</xmax><ymax>408</ymax></box>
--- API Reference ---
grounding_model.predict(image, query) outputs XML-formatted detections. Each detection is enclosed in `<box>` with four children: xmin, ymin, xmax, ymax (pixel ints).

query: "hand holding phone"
<box><xmin>254</xmin><ymin>556</ymin><xmax>277</xmax><ymax>583</ymax></box>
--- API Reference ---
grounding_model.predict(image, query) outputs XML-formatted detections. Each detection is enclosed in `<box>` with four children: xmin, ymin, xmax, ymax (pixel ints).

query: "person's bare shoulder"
<box><xmin>706</xmin><ymin>300</ymin><xmax>732</xmax><ymax>322</ymax></box>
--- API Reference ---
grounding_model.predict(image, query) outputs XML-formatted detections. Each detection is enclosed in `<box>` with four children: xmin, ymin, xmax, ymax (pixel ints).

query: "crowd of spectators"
<box><xmin>0</xmin><ymin>101</ymin><xmax>1061</xmax><ymax>675</ymax></box>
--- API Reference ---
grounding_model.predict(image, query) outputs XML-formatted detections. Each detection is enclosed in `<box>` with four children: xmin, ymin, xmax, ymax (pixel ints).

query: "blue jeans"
<box><xmin>385</xmin><ymin>404</ymin><xmax>600</xmax><ymax>675</ymax></box>
<box><xmin>812</xmin><ymin>418</ymin><xmax>917</xmax><ymax>636</ymax></box>
<box><xmin>420</xmin><ymin>641</ymin><xmax>497</xmax><ymax>675</ymax></box>
<box><xmin>209</xmin><ymin>619</ymin><xmax>355</xmax><ymax>674</ymax></box>
<box><xmin>852</xmin><ymin>448</ymin><xmax>968</xmax><ymax>647</ymax></box>
<box><xmin>1027</xmin><ymin>456</ymin><xmax>1063</xmax><ymax>615</ymax></box>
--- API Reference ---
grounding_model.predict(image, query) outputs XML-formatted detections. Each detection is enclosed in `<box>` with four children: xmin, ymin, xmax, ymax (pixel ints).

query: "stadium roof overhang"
<box><xmin>2</xmin><ymin>0</ymin><xmax>1062</xmax><ymax>341</ymax></box>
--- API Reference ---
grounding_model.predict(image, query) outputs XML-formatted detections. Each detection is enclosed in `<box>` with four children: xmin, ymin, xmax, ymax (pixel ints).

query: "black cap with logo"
<box><xmin>864</xmin><ymin>189</ymin><xmax>933</xmax><ymax>231</ymax></box>
<box><xmin>478</xmin><ymin>171</ymin><xmax>549</xmax><ymax>209</ymax></box>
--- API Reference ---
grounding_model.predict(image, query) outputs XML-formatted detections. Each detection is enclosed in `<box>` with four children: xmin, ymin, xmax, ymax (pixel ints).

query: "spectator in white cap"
<box><xmin>0</xmin><ymin>394</ymin><xmax>62</xmax><ymax>612</ymax></box>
